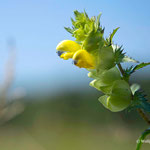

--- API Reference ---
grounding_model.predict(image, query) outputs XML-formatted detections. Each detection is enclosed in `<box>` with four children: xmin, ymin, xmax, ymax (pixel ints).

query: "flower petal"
<box><xmin>72</xmin><ymin>49</ymin><xmax>95</xmax><ymax>69</ymax></box>
<box><xmin>56</xmin><ymin>40</ymin><xmax>81</xmax><ymax>52</ymax></box>
<box><xmin>60</xmin><ymin>52</ymin><xmax>74</xmax><ymax>60</ymax></box>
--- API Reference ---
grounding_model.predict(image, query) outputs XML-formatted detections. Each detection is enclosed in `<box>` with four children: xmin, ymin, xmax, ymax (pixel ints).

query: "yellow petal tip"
<box><xmin>56</xmin><ymin>40</ymin><xmax>81</xmax><ymax>52</ymax></box>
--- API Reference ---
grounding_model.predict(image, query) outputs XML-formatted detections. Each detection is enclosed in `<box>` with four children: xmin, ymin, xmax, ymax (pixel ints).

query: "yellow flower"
<box><xmin>60</xmin><ymin>52</ymin><xmax>74</xmax><ymax>60</ymax></box>
<box><xmin>72</xmin><ymin>49</ymin><xmax>95</xmax><ymax>69</ymax></box>
<box><xmin>56</xmin><ymin>40</ymin><xmax>81</xmax><ymax>60</ymax></box>
<box><xmin>56</xmin><ymin>40</ymin><xmax>96</xmax><ymax>69</ymax></box>
<box><xmin>56</xmin><ymin>40</ymin><xmax>81</xmax><ymax>52</ymax></box>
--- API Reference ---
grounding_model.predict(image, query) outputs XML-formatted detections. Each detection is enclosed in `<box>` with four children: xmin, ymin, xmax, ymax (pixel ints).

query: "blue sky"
<box><xmin>0</xmin><ymin>0</ymin><xmax>149</xmax><ymax>95</ymax></box>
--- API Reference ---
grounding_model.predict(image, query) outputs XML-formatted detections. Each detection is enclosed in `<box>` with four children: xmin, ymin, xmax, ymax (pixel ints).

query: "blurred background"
<box><xmin>0</xmin><ymin>0</ymin><xmax>150</xmax><ymax>149</ymax></box>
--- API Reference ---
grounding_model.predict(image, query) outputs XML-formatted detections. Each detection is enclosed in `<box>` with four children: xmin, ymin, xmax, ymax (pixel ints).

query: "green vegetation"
<box><xmin>0</xmin><ymin>77</ymin><xmax>149</xmax><ymax>150</ymax></box>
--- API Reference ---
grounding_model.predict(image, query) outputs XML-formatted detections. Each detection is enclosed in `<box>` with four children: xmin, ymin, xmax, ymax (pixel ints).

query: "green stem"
<box><xmin>117</xmin><ymin>63</ymin><xmax>124</xmax><ymax>76</ymax></box>
<box><xmin>136</xmin><ymin>128</ymin><xmax>150</xmax><ymax>150</ymax></box>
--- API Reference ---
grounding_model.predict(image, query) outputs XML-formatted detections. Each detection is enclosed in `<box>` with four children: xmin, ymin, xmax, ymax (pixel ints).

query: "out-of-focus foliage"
<box><xmin>0</xmin><ymin>77</ymin><xmax>149</xmax><ymax>150</ymax></box>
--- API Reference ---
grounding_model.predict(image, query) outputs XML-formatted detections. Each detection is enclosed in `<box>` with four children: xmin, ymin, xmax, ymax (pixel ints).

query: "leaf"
<box><xmin>130</xmin><ymin>84</ymin><xmax>140</xmax><ymax>95</ymax></box>
<box><xmin>64</xmin><ymin>27</ymin><xmax>74</xmax><ymax>34</ymax></box>
<box><xmin>98</xmin><ymin>95</ymin><xmax>109</xmax><ymax>109</ymax></box>
<box><xmin>98</xmin><ymin>80</ymin><xmax>132</xmax><ymax>112</ymax></box>
<box><xmin>112</xmin><ymin>45</ymin><xmax>138</xmax><ymax>64</ymax></box>
<box><xmin>122</xmin><ymin>55</ymin><xmax>139</xmax><ymax>63</ymax></box>
<box><xmin>136</xmin><ymin>128</ymin><xmax>150</xmax><ymax>150</ymax></box>
<box><xmin>124</xmin><ymin>66</ymin><xmax>134</xmax><ymax>76</ymax></box>
<box><xmin>83</xmin><ymin>9</ymin><xmax>89</xmax><ymax>18</ymax></box>
<box><xmin>82</xmin><ymin>30</ymin><xmax>104</xmax><ymax>52</ymax></box>
<box><xmin>95</xmin><ymin>13</ymin><xmax>102</xmax><ymax>30</ymax></box>
<box><xmin>71</xmin><ymin>17</ymin><xmax>76</xmax><ymax>26</ymax></box>
<box><xmin>110</xmin><ymin>27</ymin><xmax>120</xmax><ymax>44</ymax></box>
<box><xmin>133</xmin><ymin>62</ymin><xmax>150</xmax><ymax>72</ymax></box>
<box><xmin>124</xmin><ymin>62</ymin><xmax>150</xmax><ymax>80</ymax></box>
<box><xmin>114</xmin><ymin>45</ymin><xmax>125</xmax><ymax>64</ymax></box>
<box><xmin>71</xmin><ymin>10</ymin><xmax>96</xmax><ymax>41</ymax></box>
<box><xmin>128</xmin><ymin>91</ymin><xmax>150</xmax><ymax>113</ymax></box>
<box><xmin>89</xmin><ymin>67</ymin><xmax>121</xmax><ymax>94</ymax></box>
<box><xmin>74</xmin><ymin>10</ymin><xmax>81</xmax><ymax>18</ymax></box>
<box><xmin>105</xmin><ymin>27</ymin><xmax>120</xmax><ymax>46</ymax></box>
<box><xmin>141</xmin><ymin>101</ymin><xmax>150</xmax><ymax>112</ymax></box>
<box><xmin>98</xmin><ymin>46</ymin><xmax>115</xmax><ymax>71</ymax></box>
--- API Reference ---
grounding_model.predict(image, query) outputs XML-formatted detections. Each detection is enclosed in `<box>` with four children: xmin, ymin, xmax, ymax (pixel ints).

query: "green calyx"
<box><xmin>89</xmin><ymin>67</ymin><xmax>132</xmax><ymax>112</ymax></box>
<box><xmin>89</xmin><ymin>67</ymin><xmax>121</xmax><ymax>94</ymax></box>
<box><xmin>99</xmin><ymin>80</ymin><xmax>132</xmax><ymax>112</ymax></box>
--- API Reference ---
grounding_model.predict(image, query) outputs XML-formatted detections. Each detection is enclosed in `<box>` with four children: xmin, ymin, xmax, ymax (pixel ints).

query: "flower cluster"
<box><xmin>56</xmin><ymin>10</ymin><xmax>150</xmax><ymax>112</ymax></box>
<box><xmin>56</xmin><ymin>40</ymin><xmax>95</xmax><ymax>69</ymax></box>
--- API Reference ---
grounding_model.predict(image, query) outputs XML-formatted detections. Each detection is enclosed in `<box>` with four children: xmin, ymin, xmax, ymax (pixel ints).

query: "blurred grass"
<box><xmin>0</xmin><ymin>77</ymin><xmax>149</xmax><ymax>150</ymax></box>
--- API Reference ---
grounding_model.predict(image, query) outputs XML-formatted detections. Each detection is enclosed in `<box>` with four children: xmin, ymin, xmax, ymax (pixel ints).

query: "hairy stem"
<box><xmin>117</xmin><ymin>63</ymin><xmax>150</xmax><ymax>125</ymax></box>
<box><xmin>117</xmin><ymin>63</ymin><xmax>124</xmax><ymax>76</ymax></box>
<box><xmin>137</xmin><ymin>109</ymin><xmax>150</xmax><ymax>125</ymax></box>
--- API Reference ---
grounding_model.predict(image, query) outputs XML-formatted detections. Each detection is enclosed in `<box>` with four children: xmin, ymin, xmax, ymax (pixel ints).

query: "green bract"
<box><xmin>98</xmin><ymin>46</ymin><xmax>115</xmax><ymax>71</ymax></box>
<box><xmin>82</xmin><ymin>29</ymin><xmax>104</xmax><ymax>52</ymax></box>
<box><xmin>99</xmin><ymin>80</ymin><xmax>132</xmax><ymax>112</ymax></box>
<box><xmin>89</xmin><ymin>67</ymin><xmax>121</xmax><ymax>94</ymax></box>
